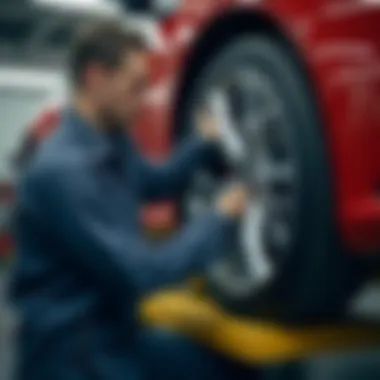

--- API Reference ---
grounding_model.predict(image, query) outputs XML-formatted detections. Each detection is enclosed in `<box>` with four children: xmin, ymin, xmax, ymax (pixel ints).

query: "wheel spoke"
<box><xmin>255</xmin><ymin>160</ymin><xmax>295</xmax><ymax>186</ymax></box>
<box><xmin>240</xmin><ymin>202</ymin><xmax>273</xmax><ymax>282</ymax></box>
<box><xmin>208</xmin><ymin>90</ymin><xmax>246</xmax><ymax>162</ymax></box>
<box><xmin>243</xmin><ymin>102</ymin><xmax>283</xmax><ymax>135</ymax></box>
<box><xmin>200</xmin><ymin>66</ymin><xmax>298</xmax><ymax>299</ymax></box>
<box><xmin>270</xmin><ymin>218</ymin><xmax>292</xmax><ymax>249</ymax></box>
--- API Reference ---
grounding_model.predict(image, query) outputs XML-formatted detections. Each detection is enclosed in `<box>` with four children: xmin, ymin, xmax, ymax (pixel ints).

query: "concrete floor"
<box><xmin>261</xmin><ymin>350</ymin><xmax>380</xmax><ymax>380</ymax></box>
<box><xmin>308</xmin><ymin>350</ymin><xmax>380</xmax><ymax>380</ymax></box>
<box><xmin>1</xmin><ymin>270</ymin><xmax>380</xmax><ymax>380</ymax></box>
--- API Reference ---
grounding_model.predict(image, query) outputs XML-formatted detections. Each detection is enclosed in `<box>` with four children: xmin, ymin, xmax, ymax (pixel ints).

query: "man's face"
<box><xmin>90</xmin><ymin>49</ymin><xmax>149</xmax><ymax>128</ymax></box>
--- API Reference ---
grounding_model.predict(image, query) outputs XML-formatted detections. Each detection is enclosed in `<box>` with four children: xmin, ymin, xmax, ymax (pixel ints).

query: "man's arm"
<box><xmin>22</xmin><ymin>163</ymin><xmax>234</xmax><ymax>296</ymax></box>
<box><xmin>133</xmin><ymin>136</ymin><xmax>219</xmax><ymax>201</ymax></box>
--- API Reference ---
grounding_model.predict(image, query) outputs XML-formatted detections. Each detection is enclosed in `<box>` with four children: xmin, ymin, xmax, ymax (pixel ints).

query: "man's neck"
<box><xmin>73</xmin><ymin>94</ymin><xmax>126</xmax><ymax>135</ymax></box>
<box><xmin>73</xmin><ymin>93</ymin><xmax>104</xmax><ymax>132</ymax></box>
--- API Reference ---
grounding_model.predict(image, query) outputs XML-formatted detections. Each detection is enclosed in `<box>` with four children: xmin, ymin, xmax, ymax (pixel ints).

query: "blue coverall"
<box><xmin>11</xmin><ymin>108</ymin><xmax>240</xmax><ymax>380</ymax></box>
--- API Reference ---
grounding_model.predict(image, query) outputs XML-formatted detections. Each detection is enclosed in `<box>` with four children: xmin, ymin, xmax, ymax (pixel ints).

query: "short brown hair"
<box><xmin>69</xmin><ymin>21</ymin><xmax>146</xmax><ymax>87</ymax></box>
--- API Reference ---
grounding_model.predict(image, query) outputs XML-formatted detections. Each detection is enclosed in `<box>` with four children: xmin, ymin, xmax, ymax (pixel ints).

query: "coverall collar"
<box><xmin>63</xmin><ymin>107</ymin><xmax>129</xmax><ymax>159</ymax></box>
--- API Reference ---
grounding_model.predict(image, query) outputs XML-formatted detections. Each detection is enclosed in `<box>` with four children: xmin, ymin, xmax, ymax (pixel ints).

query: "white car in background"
<box><xmin>0</xmin><ymin>67</ymin><xmax>65</xmax><ymax>254</ymax></box>
<box><xmin>0</xmin><ymin>67</ymin><xmax>65</xmax><ymax>181</ymax></box>
<box><xmin>0</xmin><ymin>69</ymin><xmax>65</xmax><ymax>265</ymax></box>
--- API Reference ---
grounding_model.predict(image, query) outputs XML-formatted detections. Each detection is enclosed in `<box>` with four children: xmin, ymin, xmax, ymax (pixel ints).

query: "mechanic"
<box><xmin>11</xmin><ymin>21</ymin><xmax>249</xmax><ymax>380</ymax></box>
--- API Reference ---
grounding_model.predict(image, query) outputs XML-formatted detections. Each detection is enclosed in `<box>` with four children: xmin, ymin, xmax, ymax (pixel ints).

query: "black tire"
<box><xmin>178</xmin><ymin>35</ymin><xmax>366</xmax><ymax>323</ymax></box>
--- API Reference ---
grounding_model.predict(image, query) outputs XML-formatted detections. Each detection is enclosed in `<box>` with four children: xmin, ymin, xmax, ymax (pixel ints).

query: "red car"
<box><xmin>124</xmin><ymin>0</ymin><xmax>380</xmax><ymax>321</ymax></box>
<box><xmin>16</xmin><ymin>0</ymin><xmax>380</xmax><ymax>321</ymax></box>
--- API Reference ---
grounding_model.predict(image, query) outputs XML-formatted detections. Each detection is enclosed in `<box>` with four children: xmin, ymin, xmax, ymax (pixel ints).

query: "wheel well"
<box><xmin>173</xmin><ymin>10</ymin><xmax>313</xmax><ymax>134</ymax></box>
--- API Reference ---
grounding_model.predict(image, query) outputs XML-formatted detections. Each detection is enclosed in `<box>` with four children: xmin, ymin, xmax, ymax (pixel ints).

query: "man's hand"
<box><xmin>216</xmin><ymin>183</ymin><xmax>248</xmax><ymax>219</ymax></box>
<box><xmin>196</xmin><ymin>108</ymin><xmax>220</xmax><ymax>142</ymax></box>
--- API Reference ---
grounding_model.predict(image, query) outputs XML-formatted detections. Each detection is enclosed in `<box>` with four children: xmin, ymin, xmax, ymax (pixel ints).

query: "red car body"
<box><xmin>3</xmin><ymin>0</ymin><xmax>380</xmax><ymax>259</ymax></box>
<box><xmin>135</xmin><ymin>0</ymin><xmax>380</xmax><ymax>253</ymax></box>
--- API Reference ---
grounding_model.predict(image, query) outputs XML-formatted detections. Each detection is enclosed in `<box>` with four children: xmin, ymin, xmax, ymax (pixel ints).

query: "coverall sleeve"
<box><xmin>134</xmin><ymin>136</ymin><xmax>220</xmax><ymax>200</ymax></box>
<box><xmin>24</xmin><ymin>164</ymin><xmax>234</xmax><ymax>296</ymax></box>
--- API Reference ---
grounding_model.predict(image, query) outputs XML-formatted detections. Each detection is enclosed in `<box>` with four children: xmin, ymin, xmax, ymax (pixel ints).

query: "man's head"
<box><xmin>70</xmin><ymin>21</ymin><xmax>148</xmax><ymax>128</ymax></box>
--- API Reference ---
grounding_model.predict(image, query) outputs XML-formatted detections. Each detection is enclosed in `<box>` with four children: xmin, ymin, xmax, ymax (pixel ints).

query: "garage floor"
<box><xmin>1</xmin><ymin>269</ymin><xmax>380</xmax><ymax>380</ymax></box>
<box><xmin>261</xmin><ymin>350</ymin><xmax>380</xmax><ymax>380</ymax></box>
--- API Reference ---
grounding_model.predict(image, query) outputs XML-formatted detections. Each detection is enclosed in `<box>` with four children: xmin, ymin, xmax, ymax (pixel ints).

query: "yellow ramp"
<box><xmin>140</xmin><ymin>290</ymin><xmax>380</xmax><ymax>364</ymax></box>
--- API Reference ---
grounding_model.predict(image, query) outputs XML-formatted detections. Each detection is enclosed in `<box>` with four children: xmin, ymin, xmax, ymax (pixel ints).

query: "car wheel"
<box><xmin>178</xmin><ymin>35</ymin><xmax>366</xmax><ymax>322</ymax></box>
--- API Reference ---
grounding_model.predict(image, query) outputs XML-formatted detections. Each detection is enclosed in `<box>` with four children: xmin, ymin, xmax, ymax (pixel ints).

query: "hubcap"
<box><xmin>187</xmin><ymin>67</ymin><xmax>298</xmax><ymax>298</ymax></box>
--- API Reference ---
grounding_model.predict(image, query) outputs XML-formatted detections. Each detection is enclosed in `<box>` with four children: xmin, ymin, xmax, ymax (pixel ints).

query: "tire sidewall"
<box><xmin>179</xmin><ymin>35</ymin><xmax>358</xmax><ymax>321</ymax></box>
